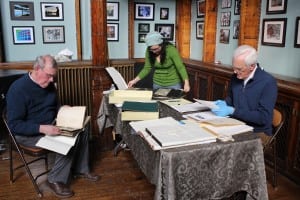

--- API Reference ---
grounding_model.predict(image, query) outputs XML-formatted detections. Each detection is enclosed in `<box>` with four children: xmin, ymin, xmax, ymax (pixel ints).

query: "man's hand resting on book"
<box><xmin>211</xmin><ymin>100</ymin><xmax>234</xmax><ymax>117</ymax></box>
<box><xmin>39</xmin><ymin>125</ymin><xmax>61</xmax><ymax>136</ymax></box>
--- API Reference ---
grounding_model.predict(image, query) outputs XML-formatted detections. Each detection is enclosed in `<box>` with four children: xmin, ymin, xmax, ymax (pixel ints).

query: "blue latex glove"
<box><xmin>212</xmin><ymin>100</ymin><xmax>234</xmax><ymax>117</ymax></box>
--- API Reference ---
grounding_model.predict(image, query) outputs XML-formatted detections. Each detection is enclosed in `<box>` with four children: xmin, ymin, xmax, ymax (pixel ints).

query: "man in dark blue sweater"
<box><xmin>6</xmin><ymin>55</ymin><xmax>99</xmax><ymax>198</ymax></box>
<box><xmin>212</xmin><ymin>45</ymin><xmax>278</xmax><ymax>137</ymax></box>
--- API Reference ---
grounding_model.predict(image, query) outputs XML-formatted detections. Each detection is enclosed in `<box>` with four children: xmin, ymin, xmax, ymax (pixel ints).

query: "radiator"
<box><xmin>56</xmin><ymin>66</ymin><xmax>92</xmax><ymax>116</ymax></box>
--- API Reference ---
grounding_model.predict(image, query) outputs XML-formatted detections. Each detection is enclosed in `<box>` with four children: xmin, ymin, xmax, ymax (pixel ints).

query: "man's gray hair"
<box><xmin>33</xmin><ymin>55</ymin><xmax>57</xmax><ymax>69</ymax></box>
<box><xmin>233</xmin><ymin>45</ymin><xmax>258</xmax><ymax>66</ymax></box>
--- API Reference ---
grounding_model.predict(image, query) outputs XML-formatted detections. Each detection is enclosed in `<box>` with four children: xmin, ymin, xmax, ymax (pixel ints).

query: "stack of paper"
<box><xmin>108</xmin><ymin>89</ymin><xmax>153</xmax><ymax>104</ymax></box>
<box><xmin>130</xmin><ymin>117</ymin><xmax>217</xmax><ymax>150</ymax></box>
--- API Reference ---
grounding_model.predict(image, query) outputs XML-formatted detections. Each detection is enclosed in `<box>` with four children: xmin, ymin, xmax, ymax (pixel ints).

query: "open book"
<box><xmin>105</xmin><ymin>67</ymin><xmax>128</xmax><ymax>90</ymax></box>
<box><xmin>56</xmin><ymin>106</ymin><xmax>90</xmax><ymax>137</ymax></box>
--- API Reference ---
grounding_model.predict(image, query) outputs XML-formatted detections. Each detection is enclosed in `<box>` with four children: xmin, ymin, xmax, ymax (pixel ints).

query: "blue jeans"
<box><xmin>153</xmin><ymin>83</ymin><xmax>182</xmax><ymax>91</ymax></box>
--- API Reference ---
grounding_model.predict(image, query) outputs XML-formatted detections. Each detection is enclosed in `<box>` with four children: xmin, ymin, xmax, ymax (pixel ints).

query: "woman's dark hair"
<box><xmin>148</xmin><ymin>41</ymin><xmax>173</xmax><ymax>66</ymax></box>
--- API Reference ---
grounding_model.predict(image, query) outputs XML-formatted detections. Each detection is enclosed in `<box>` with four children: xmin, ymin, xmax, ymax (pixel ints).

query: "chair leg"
<box><xmin>12</xmin><ymin>140</ymin><xmax>43</xmax><ymax>197</ymax></box>
<box><xmin>273</xmin><ymin>139</ymin><xmax>277</xmax><ymax>188</ymax></box>
<box><xmin>9</xmin><ymin>139</ymin><xmax>14</xmax><ymax>183</ymax></box>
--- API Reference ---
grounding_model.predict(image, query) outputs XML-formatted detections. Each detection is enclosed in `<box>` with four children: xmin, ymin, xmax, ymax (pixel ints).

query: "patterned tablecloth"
<box><xmin>97</xmin><ymin>95</ymin><xmax>268</xmax><ymax>200</ymax></box>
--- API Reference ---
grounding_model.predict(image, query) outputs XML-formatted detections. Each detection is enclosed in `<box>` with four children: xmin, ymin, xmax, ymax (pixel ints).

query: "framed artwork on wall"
<box><xmin>10</xmin><ymin>1</ymin><xmax>34</xmax><ymax>20</ymax></box>
<box><xmin>138</xmin><ymin>23</ymin><xmax>150</xmax><ymax>33</ymax></box>
<box><xmin>12</xmin><ymin>26</ymin><xmax>35</xmax><ymax>44</ymax></box>
<box><xmin>220</xmin><ymin>29</ymin><xmax>230</xmax><ymax>44</ymax></box>
<box><xmin>233</xmin><ymin>20</ymin><xmax>240</xmax><ymax>39</ymax></box>
<box><xmin>138</xmin><ymin>34</ymin><xmax>147</xmax><ymax>43</ymax></box>
<box><xmin>196</xmin><ymin>0</ymin><xmax>205</xmax><ymax>18</ymax></box>
<box><xmin>261</xmin><ymin>18</ymin><xmax>287</xmax><ymax>47</ymax></box>
<box><xmin>42</xmin><ymin>26</ymin><xmax>65</xmax><ymax>43</ymax></box>
<box><xmin>134</xmin><ymin>3</ymin><xmax>155</xmax><ymax>20</ymax></box>
<box><xmin>154</xmin><ymin>23</ymin><xmax>174</xmax><ymax>41</ymax></box>
<box><xmin>160</xmin><ymin>8</ymin><xmax>169</xmax><ymax>20</ymax></box>
<box><xmin>234</xmin><ymin>0</ymin><xmax>241</xmax><ymax>15</ymax></box>
<box><xmin>107</xmin><ymin>2</ymin><xmax>119</xmax><ymax>21</ymax></box>
<box><xmin>107</xmin><ymin>23</ymin><xmax>119</xmax><ymax>41</ymax></box>
<box><xmin>40</xmin><ymin>2</ymin><xmax>64</xmax><ymax>21</ymax></box>
<box><xmin>266</xmin><ymin>0</ymin><xmax>287</xmax><ymax>14</ymax></box>
<box><xmin>196</xmin><ymin>21</ymin><xmax>204</xmax><ymax>40</ymax></box>
<box><xmin>294</xmin><ymin>17</ymin><xmax>300</xmax><ymax>48</ymax></box>
<box><xmin>221</xmin><ymin>0</ymin><xmax>232</xmax><ymax>9</ymax></box>
<box><xmin>220</xmin><ymin>12</ymin><xmax>231</xmax><ymax>26</ymax></box>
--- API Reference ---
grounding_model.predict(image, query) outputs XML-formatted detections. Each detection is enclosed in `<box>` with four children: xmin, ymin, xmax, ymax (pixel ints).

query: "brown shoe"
<box><xmin>47</xmin><ymin>181</ymin><xmax>74</xmax><ymax>198</ymax></box>
<box><xmin>74</xmin><ymin>172</ymin><xmax>100</xmax><ymax>182</ymax></box>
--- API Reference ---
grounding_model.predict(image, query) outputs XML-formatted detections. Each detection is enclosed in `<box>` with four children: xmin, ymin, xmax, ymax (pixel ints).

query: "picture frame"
<box><xmin>294</xmin><ymin>17</ymin><xmax>300</xmax><ymax>48</ymax></box>
<box><xmin>160</xmin><ymin>8</ymin><xmax>169</xmax><ymax>20</ymax></box>
<box><xmin>134</xmin><ymin>3</ymin><xmax>155</xmax><ymax>20</ymax></box>
<box><xmin>107</xmin><ymin>2</ymin><xmax>119</xmax><ymax>21</ymax></box>
<box><xmin>197</xmin><ymin>0</ymin><xmax>205</xmax><ymax>18</ymax></box>
<box><xmin>266</xmin><ymin>0</ymin><xmax>287</xmax><ymax>15</ymax></box>
<box><xmin>234</xmin><ymin>0</ymin><xmax>241</xmax><ymax>15</ymax></box>
<box><xmin>138</xmin><ymin>23</ymin><xmax>150</xmax><ymax>33</ymax></box>
<box><xmin>42</xmin><ymin>26</ymin><xmax>65</xmax><ymax>43</ymax></box>
<box><xmin>40</xmin><ymin>2</ymin><xmax>64</xmax><ymax>21</ymax></box>
<box><xmin>220</xmin><ymin>29</ymin><xmax>230</xmax><ymax>44</ymax></box>
<box><xmin>107</xmin><ymin>23</ymin><xmax>119</xmax><ymax>41</ymax></box>
<box><xmin>233</xmin><ymin>20</ymin><xmax>240</xmax><ymax>39</ymax></box>
<box><xmin>196</xmin><ymin>21</ymin><xmax>204</xmax><ymax>40</ymax></box>
<box><xmin>10</xmin><ymin>1</ymin><xmax>34</xmax><ymax>20</ymax></box>
<box><xmin>138</xmin><ymin>34</ymin><xmax>147</xmax><ymax>43</ymax></box>
<box><xmin>220</xmin><ymin>11</ymin><xmax>231</xmax><ymax>27</ymax></box>
<box><xmin>12</xmin><ymin>26</ymin><xmax>35</xmax><ymax>44</ymax></box>
<box><xmin>154</xmin><ymin>23</ymin><xmax>174</xmax><ymax>41</ymax></box>
<box><xmin>261</xmin><ymin>18</ymin><xmax>287</xmax><ymax>47</ymax></box>
<box><xmin>221</xmin><ymin>0</ymin><xmax>232</xmax><ymax>9</ymax></box>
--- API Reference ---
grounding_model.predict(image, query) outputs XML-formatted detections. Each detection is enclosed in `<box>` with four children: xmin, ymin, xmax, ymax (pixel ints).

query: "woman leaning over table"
<box><xmin>128</xmin><ymin>31</ymin><xmax>190</xmax><ymax>93</ymax></box>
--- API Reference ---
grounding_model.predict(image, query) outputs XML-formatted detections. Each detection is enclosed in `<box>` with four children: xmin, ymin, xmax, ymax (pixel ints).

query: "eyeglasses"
<box><xmin>41</xmin><ymin>68</ymin><xmax>56</xmax><ymax>79</ymax></box>
<box><xmin>149</xmin><ymin>46</ymin><xmax>161</xmax><ymax>52</ymax></box>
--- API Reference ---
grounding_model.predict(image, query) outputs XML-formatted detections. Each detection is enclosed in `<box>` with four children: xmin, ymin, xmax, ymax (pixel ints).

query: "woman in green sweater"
<box><xmin>128</xmin><ymin>31</ymin><xmax>190</xmax><ymax>93</ymax></box>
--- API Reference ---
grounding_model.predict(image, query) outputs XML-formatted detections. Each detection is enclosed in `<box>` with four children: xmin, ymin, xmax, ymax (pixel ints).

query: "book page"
<box><xmin>56</xmin><ymin>106</ymin><xmax>86</xmax><ymax>129</ymax></box>
<box><xmin>193</xmin><ymin>99</ymin><xmax>218</xmax><ymax>110</ymax></box>
<box><xmin>105</xmin><ymin>67</ymin><xmax>128</xmax><ymax>90</ymax></box>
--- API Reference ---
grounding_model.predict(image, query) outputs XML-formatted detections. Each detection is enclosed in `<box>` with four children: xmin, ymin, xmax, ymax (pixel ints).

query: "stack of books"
<box><xmin>121</xmin><ymin>101</ymin><xmax>159</xmax><ymax>121</ymax></box>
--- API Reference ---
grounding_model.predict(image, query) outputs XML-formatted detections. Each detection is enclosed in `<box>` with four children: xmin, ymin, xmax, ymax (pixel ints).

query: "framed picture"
<box><xmin>233</xmin><ymin>20</ymin><xmax>240</xmax><ymax>39</ymax></box>
<box><xmin>160</xmin><ymin>8</ymin><xmax>169</xmax><ymax>20</ymax></box>
<box><xmin>42</xmin><ymin>26</ymin><xmax>65</xmax><ymax>43</ymax></box>
<box><xmin>10</xmin><ymin>1</ymin><xmax>34</xmax><ymax>20</ymax></box>
<box><xmin>107</xmin><ymin>23</ymin><xmax>119</xmax><ymax>41</ymax></box>
<box><xmin>154</xmin><ymin>23</ymin><xmax>174</xmax><ymax>41</ymax></box>
<box><xmin>12</xmin><ymin>26</ymin><xmax>35</xmax><ymax>44</ymax></box>
<box><xmin>40</xmin><ymin>2</ymin><xmax>64</xmax><ymax>21</ymax></box>
<box><xmin>134</xmin><ymin>3</ymin><xmax>155</xmax><ymax>20</ymax></box>
<box><xmin>261</xmin><ymin>18</ymin><xmax>287</xmax><ymax>47</ymax></box>
<box><xmin>138</xmin><ymin>23</ymin><xmax>150</xmax><ymax>33</ymax></box>
<box><xmin>221</xmin><ymin>0</ymin><xmax>232</xmax><ymax>9</ymax></box>
<box><xmin>220</xmin><ymin>29</ymin><xmax>230</xmax><ymax>44</ymax></box>
<box><xmin>294</xmin><ymin>17</ymin><xmax>300</xmax><ymax>48</ymax></box>
<box><xmin>234</xmin><ymin>0</ymin><xmax>241</xmax><ymax>15</ymax></box>
<box><xmin>196</xmin><ymin>21</ymin><xmax>204</xmax><ymax>40</ymax></box>
<box><xmin>197</xmin><ymin>0</ymin><xmax>205</xmax><ymax>18</ymax></box>
<box><xmin>138</xmin><ymin>34</ymin><xmax>147</xmax><ymax>43</ymax></box>
<box><xmin>220</xmin><ymin>11</ymin><xmax>231</xmax><ymax>26</ymax></box>
<box><xmin>266</xmin><ymin>0</ymin><xmax>287</xmax><ymax>14</ymax></box>
<box><xmin>107</xmin><ymin>2</ymin><xmax>119</xmax><ymax>21</ymax></box>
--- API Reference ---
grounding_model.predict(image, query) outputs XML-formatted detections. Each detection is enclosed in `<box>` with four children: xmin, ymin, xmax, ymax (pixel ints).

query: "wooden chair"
<box><xmin>263</xmin><ymin>108</ymin><xmax>284</xmax><ymax>188</ymax></box>
<box><xmin>2</xmin><ymin>109</ymin><xmax>50</xmax><ymax>198</ymax></box>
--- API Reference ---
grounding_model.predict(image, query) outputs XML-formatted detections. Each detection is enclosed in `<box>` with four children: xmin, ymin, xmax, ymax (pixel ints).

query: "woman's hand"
<box><xmin>183</xmin><ymin>80</ymin><xmax>190</xmax><ymax>93</ymax></box>
<box><xmin>128</xmin><ymin>77</ymin><xmax>140</xmax><ymax>88</ymax></box>
<box><xmin>39</xmin><ymin>125</ymin><xmax>61</xmax><ymax>136</ymax></box>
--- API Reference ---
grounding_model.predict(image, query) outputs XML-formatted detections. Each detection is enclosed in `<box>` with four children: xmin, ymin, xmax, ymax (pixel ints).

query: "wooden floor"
<box><xmin>1</xmin><ymin>147</ymin><xmax>300</xmax><ymax>200</ymax></box>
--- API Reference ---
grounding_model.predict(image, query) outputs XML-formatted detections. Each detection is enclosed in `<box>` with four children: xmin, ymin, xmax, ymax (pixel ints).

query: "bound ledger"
<box><xmin>121</xmin><ymin>101</ymin><xmax>159</xmax><ymax>121</ymax></box>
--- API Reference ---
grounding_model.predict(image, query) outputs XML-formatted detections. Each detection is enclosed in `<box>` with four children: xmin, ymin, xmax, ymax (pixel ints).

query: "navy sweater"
<box><xmin>225</xmin><ymin>67</ymin><xmax>278</xmax><ymax>135</ymax></box>
<box><xmin>6</xmin><ymin>74</ymin><xmax>58</xmax><ymax>136</ymax></box>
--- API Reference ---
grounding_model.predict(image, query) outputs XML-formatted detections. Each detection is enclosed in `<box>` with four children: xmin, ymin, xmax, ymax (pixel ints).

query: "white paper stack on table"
<box><xmin>129</xmin><ymin>117</ymin><xmax>217</xmax><ymax>150</ymax></box>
